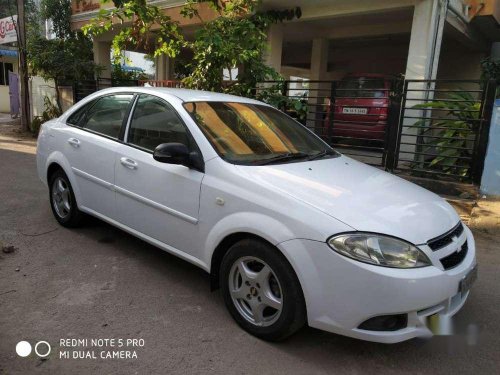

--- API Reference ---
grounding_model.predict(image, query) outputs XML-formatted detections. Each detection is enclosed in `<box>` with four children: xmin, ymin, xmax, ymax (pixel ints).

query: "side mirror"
<box><xmin>153</xmin><ymin>143</ymin><xmax>190</xmax><ymax>165</ymax></box>
<box><xmin>153</xmin><ymin>143</ymin><xmax>204</xmax><ymax>172</ymax></box>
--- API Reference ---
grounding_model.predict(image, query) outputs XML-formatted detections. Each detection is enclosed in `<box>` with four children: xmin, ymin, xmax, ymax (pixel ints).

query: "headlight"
<box><xmin>328</xmin><ymin>233</ymin><xmax>431</xmax><ymax>268</ymax></box>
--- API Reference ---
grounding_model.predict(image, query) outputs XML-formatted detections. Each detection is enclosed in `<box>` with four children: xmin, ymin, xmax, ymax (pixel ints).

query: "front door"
<box><xmin>114</xmin><ymin>94</ymin><xmax>204</xmax><ymax>255</ymax></box>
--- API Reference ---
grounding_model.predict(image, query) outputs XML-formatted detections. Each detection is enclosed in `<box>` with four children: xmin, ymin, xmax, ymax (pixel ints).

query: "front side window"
<box><xmin>183</xmin><ymin>101</ymin><xmax>337</xmax><ymax>165</ymax></box>
<box><xmin>127</xmin><ymin>94</ymin><xmax>194</xmax><ymax>152</ymax></box>
<box><xmin>81</xmin><ymin>94</ymin><xmax>134</xmax><ymax>139</ymax></box>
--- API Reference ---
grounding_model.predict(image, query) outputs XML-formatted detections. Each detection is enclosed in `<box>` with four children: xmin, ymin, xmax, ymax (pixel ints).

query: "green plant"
<box><xmin>411</xmin><ymin>91</ymin><xmax>480</xmax><ymax>178</ymax></box>
<box><xmin>256</xmin><ymin>82</ymin><xmax>308</xmax><ymax>122</ymax></box>
<box><xmin>481</xmin><ymin>57</ymin><xmax>500</xmax><ymax>83</ymax></box>
<box><xmin>31</xmin><ymin>96</ymin><xmax>62</xmax><ymax>135</ymax></box>
<box><xmin>83</xmin><ymin>0</ymin><xmax>300</xmax><ymax>96</ymax></box>
<box><xmin>28</xmin><ymin>0</ymin><xmax>98</xmax><ymax>113</ymax></box>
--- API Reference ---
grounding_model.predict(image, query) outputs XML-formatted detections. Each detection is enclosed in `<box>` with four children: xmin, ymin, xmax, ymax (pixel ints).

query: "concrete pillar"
<box><xmin>308</xmin><ymin>38</ymin><xmax>329</xmax><ymax>133</ymax></box>
<box><xmin>400</xmin><ymin>0</ymin><xmax>444</xmax><ymax>159</ymax></box>
<box><xmin>155</xmin><ymin>54</ymin><xmax>172</xmax><ymax>81</ymax></box>
<box><xmin>405</xmin><ymin>0</ymin><xmax>442</xmax><ymax>80</ymax></box>
<box><xmin>481</xmin><ymin>101</ymin><xmax>500</xmax><ymax>196</ymax></box>
<box><xmin>93</xmin><ymin>41</ymin><xmax>112</xmax><ymax>79</ymax></box>
<box><xmin>310</xmin><ymin>38</ymin><xmax>329</xmax><ymax>81</ymax></box>
<box><xmin>265</xmin><ymin>25</ymin><xmax>283</xmax><ymax>74</ymax></box>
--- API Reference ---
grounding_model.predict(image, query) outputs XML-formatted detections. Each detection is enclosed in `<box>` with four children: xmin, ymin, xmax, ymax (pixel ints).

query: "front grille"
<box><xmin>440</xmin><ymin>241</ymin><xmax>468</xmax><ymax>270</ymax></box>
<box><xmin>428</xmin><ymin>222</ymin><xmax>464</xmax><ymax>251</ymax></box>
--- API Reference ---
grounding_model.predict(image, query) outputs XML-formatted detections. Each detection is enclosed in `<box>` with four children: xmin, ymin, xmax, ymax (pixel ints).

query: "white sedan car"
<box><xmin>37</xmin><ymin>87</ymin><xmax>477</xmax><ymax>343</ymax></box>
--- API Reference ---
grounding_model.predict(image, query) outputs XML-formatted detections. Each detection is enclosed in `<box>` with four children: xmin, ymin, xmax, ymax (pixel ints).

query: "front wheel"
<box><xmin>220</xmin><ymin>238</ymin><xmax>306</xmax><ymax>341</ymax></box>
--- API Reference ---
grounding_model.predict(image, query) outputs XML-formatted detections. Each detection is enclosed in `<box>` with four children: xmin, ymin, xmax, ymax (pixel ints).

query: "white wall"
<box><xmin>29</xmin><ymin>76</ymin><xmax>57</xmax><ymax>120</ymax></box>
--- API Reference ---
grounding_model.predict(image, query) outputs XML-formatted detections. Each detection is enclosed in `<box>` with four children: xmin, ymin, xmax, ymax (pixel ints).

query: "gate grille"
<box><xmin>256</xmin><ymin>78</ymin><xmax>495</xmax><ymax>185</ymax></box>
<box><xmin>387</xmin><ymin>79</ymin><xmax>496</xmax><ymax>184</ymax></box>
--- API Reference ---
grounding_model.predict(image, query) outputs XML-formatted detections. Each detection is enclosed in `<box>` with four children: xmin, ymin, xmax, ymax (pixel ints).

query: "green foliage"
<box><xmin>82</xmin><ymin>0</ymin><xmax>184</xmax><ymax>64</ymax></box>
<box><xmin>40</xmin><ymin>0</ymin><xmax>73</xmax><ymax>39</ymax></box>
<box><xmin>173</xmin><ymin>58</ymin><xmax>193</xmax><ymax>80</ymax></box>
<box><xmin>28</xmin><ymin>33</ymin><xmax>97</xmax><ymax>82</ymax></box>
<box><xmin>181</xmin><ymin>0</ymin><xmax>301</xmax><ymax>95</ymax></box>
<box><xmin>411</xmin><ymin>91</ymin><xmax>479</xmax><ymax>177</ymax></box>
<box><xmin>83</xmin><ymin>0</ymin><xmax>300</xmax><ymax>98</ymax></box>
<box><xmin>256</xmin><ymin>82</ymin><xmax>308</xmax><ymax>122</ymax></box>
<box><xmin>0</xmin><ymin>0</ymin><xmax>16</xmax><ymax>18</ymax></box>
<box><xmin>27</xmin><ymin>0</ymin><xmax>98</xmax><ymax>113</ymax></box>
<box><xmin>481</xmin><ymin>57</ymin><xmax>500</xmax><ymax>83</ymax></box>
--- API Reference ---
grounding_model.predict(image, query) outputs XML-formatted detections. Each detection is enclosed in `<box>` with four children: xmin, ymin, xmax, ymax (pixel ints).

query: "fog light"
<box><xmin>358</xmin><ymin>314</ymin><xmax>407</xmax><ymax>331</ymax></box>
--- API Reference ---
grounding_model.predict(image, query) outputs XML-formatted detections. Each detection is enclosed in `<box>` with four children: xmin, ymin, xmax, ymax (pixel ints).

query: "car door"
<box><xmin>114</xmin><ymin>94</ymin><xmax>204</xmax><ymax>255</ymax></box>
<box><xmin>63</xmin><ymin>93</ymin><xmax>134</xmax><ymax>219</ymax></box>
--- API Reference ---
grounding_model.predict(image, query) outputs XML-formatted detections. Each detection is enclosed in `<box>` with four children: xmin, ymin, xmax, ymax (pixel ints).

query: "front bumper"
<box><xmin>278</xmin><ymin>226</ymin><xmax>476</xmax><ymax>343</ymax></box>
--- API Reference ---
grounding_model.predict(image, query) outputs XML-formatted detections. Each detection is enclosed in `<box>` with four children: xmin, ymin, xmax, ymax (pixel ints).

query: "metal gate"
<box><xmin>8</xmin><ymin>71</ymin><xmax>19</xmax><ymax>118</ymax></box>
<box><xmin>386</xmin><ymin>79</ymin><xmax>496</xmax><ymax>184</ymax></box>
<box><xmin>257</xmin><ymin>78</ymin><xmax>496</xmax><ymax>185</ymax></box>
<box><xmin>72</xmin><ymin>78</ymin><xmax>138</xmax><ymax>102</ymax></box>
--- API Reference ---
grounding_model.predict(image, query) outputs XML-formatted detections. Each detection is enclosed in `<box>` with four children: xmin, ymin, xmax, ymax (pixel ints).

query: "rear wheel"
<box><xmin>220</xmin><ymin>238</ymin><xmax>306</xmax><ymax>341</ymax></box>
<box><xmin>49</xmin><ymin>169</ymin><xmax>83</xmax><ymax>227</ymax></box>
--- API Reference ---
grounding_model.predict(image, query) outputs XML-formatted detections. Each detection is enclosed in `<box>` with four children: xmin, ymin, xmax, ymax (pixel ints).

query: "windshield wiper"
<box><xmin>254</xmin><ymin>152</ymin><xmax>309</xmax><ymax>165</ymax></box>
<box><xmin>308</xmin><ymin>150</ymin><xmax>336</xmax><ymax>161</ymax></box>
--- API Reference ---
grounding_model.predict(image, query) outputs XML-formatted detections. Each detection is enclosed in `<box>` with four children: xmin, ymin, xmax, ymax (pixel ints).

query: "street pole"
<box><xmin>17</xmin><ymin>0</ymin><xmax>30</xmax><ymax>132</ymax></box>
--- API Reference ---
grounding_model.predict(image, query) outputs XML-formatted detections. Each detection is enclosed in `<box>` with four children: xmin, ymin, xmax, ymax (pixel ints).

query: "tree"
<box><xmin>82</xmin><ymin>0</ymin><xmax>184</xmax><ymax>64</ymax></box>
<box><xmin>83</xmin><ymin>0</ymin><xmax>300</xmax><ymax>96</ymax></box>
<box><xmin>27</xmin><ymin>0</ymin><xmax>98</xmax><ymax>111</ymax></box>
<box><xmin>0</xmin><ymin>0</ymin><xmax>16</xmax><ymax>18</ymax></box>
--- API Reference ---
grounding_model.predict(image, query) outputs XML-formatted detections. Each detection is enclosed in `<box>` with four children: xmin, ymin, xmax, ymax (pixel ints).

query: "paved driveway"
<box><xmin>0</xmin><ymin>128</ymin><xmax>499</xmax><ymax>375</ymax></box>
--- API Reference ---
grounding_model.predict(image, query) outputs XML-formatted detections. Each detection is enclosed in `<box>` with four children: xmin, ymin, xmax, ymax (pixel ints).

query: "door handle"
<box><xmin>120</xmin><ymin>157</ymin><xmax>138</xmax><ymax>170</ymax></box>
<box><xmin>68</xmin><ymin>138</ymin><xmax>80</xmax><ymax>147</ymax></box>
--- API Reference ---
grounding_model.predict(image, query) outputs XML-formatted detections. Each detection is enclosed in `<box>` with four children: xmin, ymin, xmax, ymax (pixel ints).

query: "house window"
<box><xmin>0</xmin><ymin>62</ymin><xmax>14</xmax><ymax>86</ymax></box>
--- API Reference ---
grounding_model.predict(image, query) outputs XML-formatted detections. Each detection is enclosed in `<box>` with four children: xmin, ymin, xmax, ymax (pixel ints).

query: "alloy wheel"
<box><xmin>51</xmin><ymin>177</ymin><xmax>72</xmax><ymax>219</ymax></box>
<box><xmin>228</xmin><ymin>256</ymin><xmax>283</xmax><ymax>327</ymax></box>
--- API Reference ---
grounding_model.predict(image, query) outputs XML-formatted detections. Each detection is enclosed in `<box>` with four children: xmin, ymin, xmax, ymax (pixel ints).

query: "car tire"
<box><xmin>220</xmin><ymin>238</ymin><xmax>306</xmax><ymax>341</ymax></box>
<box><xmin>49</xmin><ymin>169</ymin><xmax>84</xmax><ymax>228</ymax></box>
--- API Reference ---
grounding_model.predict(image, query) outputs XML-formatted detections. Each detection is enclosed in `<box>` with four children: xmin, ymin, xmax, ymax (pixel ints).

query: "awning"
<box><xmin>0</xmin><ymin>49</ymin><xmax>18</xmax><ymax>57</ymax></box>
<box><xmin>121</xmin><ymin>65</ymin><xmax>144</xmax><ymax>72</ymax></box>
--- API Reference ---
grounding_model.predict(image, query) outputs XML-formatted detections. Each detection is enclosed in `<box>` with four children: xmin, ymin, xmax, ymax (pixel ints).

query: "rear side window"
<box><xmin>80</xmin><ymin>94</ymin><xmax>134</xmax><ymax>139</ymax></box>
<box><xmin>67</xmin><ymin>102</ymin><xmax>93</xmax><ymax>126</ymax></box>
<box><xmin>127</xmin><ymin>94</ymin><xmax>195</xmax><ymax>152</ymax></box>
<box><xmin>337</xmin><ymin>78</ymin><xmax>387</xmax><ymax>98</ymax></box>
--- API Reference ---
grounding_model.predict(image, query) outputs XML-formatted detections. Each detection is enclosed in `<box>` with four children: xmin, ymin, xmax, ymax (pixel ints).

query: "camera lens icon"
<box><xmin>16</xmin><ymin>341</ymin><xmax>51</xmax><ymax>358</ymax></box>
<box><xmin>16</xmin><ymin>341</ymin><xmax>31</xmax><ymax>357</ymax></box>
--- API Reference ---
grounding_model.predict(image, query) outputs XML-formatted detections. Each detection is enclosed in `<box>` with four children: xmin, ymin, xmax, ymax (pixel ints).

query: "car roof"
<box><xmin>96</xmin><ymin>86</ymin><xmax>265</xmax><ymax>105</ymax></box>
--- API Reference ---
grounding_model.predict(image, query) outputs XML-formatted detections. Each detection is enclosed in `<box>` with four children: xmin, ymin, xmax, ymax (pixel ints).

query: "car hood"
<box><xmin>237</xmin><ymin>155</ymin><xmax>459</xmax><ymax>245</ymax></box>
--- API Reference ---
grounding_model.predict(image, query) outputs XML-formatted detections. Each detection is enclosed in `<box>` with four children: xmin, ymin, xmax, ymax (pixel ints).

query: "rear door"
<box><xmin>114</xmin><ymin>94</ymin><xmax>204</xmax><ymax>255</ymax></box>
<box><xmin>62</xmin><ymin>93</ymin><xmax>134</xmax><ymax>218</ymax></box>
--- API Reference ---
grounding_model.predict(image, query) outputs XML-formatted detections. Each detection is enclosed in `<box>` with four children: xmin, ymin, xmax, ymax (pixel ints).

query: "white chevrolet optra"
<box><xmin>37</xmin><ymin>87</ymin><xmax>477</xmax><ymax>343</ymax></box>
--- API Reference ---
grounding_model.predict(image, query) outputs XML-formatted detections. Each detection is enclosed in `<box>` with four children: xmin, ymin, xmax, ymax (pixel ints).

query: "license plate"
<box><xmin>459</xmin><ymin>265</ymin><xmax>478</xmax><ymax>296</ymax></box>
<box><xmin>342</xmin><ymin>107</ymin><xmax>367</xmax><ymax>115</ymax></box>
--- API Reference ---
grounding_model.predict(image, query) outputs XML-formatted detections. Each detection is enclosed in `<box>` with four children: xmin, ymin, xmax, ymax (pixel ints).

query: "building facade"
<box><xmin>70</xmin><ymin>0</ymin><xmax>500</xmax><ymax>83</ymax></box>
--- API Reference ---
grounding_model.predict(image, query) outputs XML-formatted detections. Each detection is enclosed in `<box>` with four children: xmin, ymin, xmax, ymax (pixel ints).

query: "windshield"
<box><xmin>183</xmin><ymin>101</ymin><xmax>338</xmax><ymax>165</ymax></box>
<box><xmin>336</xmin><ymin>78</ymin><xmax>387</xmax><ymax>98</ymax></box>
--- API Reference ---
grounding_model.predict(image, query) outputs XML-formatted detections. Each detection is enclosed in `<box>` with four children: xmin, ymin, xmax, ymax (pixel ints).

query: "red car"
<box><xmin>323</xmin><ymin>74</ymin><xmax>392</xmax><ymax>141</ymax></box>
